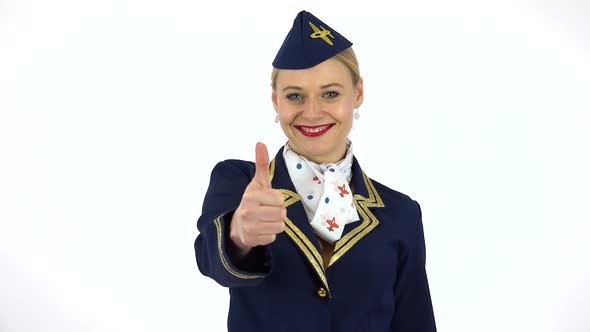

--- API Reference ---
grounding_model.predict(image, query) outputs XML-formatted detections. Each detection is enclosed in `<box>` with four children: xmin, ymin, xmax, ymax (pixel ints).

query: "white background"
<box><xmin>1</xmin><ymin>0</ymin><xmax>589</xmax><ymax>331</ymax></box>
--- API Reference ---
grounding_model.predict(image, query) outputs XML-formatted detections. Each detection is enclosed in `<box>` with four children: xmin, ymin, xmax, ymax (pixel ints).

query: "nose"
<box><xmin>300</xmin><ymin>97</ymin><xmax>323</xmax><ymax>121</ymax></box>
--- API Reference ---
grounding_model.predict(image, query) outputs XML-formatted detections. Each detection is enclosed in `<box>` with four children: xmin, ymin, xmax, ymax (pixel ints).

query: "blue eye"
<box><xmin>324</xmin><ymin>91</ymin><xmax>339</xmax><ymax>98</ymax></box>
<box><xmin>287</xmin><ymin>93</ymin><xmax>303</xmax><ymax>101</ymax></box>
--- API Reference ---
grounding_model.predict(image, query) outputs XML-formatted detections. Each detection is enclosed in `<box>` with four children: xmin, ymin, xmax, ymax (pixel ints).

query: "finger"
<box><xmin>245</xmin><ymin>189</ymin><xmax>284</xmax><ymax>207</ymax></box>
<box><xmin>253</xmin><ymin>142</ymin><xmax>271</xmax><ymax>188</ymax></box>
<box><xmin>256</xmin><ymin>234</ymin><xmax>277</xmax><ymax>245</ymax></box>
<box><xmin>255</xmin><ymin>206</ymin><xmax>287</xmax><ymax>222</ymax></box>
<box><xmin>256</xmin><ymin>221</ymin><xmax>286</xmax><ymax>235</ymax></box>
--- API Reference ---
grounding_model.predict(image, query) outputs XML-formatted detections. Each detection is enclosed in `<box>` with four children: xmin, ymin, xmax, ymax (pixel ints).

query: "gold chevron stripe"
<box><xmin>332</xmin><ymin>172</ymin><xmax>383</xmax><ymax>255</ymax></box>
<box><xmin>278</xmin><ymin>188</ymin><xmax>330</xmax><ymax>295</ymax></box>
<box><xmin>268</xmin><ymin>155</ymin><xmax>385</xmax><ymax>293</ymax></box>
<box><xmin>269</xmin><ymin>158</ymin><xmax>276</xmax><ymax>183</ymax></box>
<box><xmin>214</xmin><ymin>217</ymin><xmax>264</xmax><ymax>280</ymax></box>
<box><xmin>284</xmin><ymin>220</ymin><xmax>331</xmax><ymax>298</ymax></box>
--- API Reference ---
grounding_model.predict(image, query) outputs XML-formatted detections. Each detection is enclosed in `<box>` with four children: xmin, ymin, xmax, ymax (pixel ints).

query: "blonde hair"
<box><xmin>271</xmin><ymin>47</ymin><xmax>360</xmax><ymax>89</ymax></box>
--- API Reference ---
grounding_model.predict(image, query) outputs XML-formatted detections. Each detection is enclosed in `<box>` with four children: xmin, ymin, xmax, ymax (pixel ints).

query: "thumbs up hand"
<box><xmin>229</xmin><ymin>143</ymin><xmax>286</xmax><ymax>258</ymax></box>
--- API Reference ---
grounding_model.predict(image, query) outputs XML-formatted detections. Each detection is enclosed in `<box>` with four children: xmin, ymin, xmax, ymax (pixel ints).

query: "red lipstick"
<box><xmin>295</xmin><ymin>124</ymin><xmax>334</xmax><ymax>137</ymax></box>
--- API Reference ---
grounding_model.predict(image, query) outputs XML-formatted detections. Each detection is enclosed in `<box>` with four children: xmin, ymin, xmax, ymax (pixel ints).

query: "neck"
<box><xmin>289</xmin><ymin>142</ymin><xmax>348</xmax><ymax>164</ymax></box>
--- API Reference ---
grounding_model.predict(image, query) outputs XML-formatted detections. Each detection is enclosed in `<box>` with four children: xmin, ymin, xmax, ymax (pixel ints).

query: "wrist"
<box><xmin>229</xmin><ymin>218</ymin><xmax>252</xmax><ymax>258</ymax></box>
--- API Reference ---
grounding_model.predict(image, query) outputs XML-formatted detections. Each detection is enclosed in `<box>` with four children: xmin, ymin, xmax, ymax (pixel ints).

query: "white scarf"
<box><xmin>283</xmin><ymin>140</ymin><xmax>360</xmax><ymax>244</ymax></box>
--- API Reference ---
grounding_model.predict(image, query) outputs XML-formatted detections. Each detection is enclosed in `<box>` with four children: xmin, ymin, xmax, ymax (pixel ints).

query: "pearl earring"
<box><xmin>353</xmin><ymin>108</ymin><xmax>360</xmax><ymax>120</ymax></box>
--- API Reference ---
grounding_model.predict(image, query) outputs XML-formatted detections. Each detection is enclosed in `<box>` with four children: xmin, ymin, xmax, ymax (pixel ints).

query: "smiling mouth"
<box><xmin>295</xmin><ymin>124</ymin><xmax>335</xmax><ymax>137</ymax></box>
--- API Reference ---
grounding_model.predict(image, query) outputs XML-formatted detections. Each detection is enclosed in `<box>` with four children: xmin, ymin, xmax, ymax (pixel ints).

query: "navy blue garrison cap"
<box><xmin>272</xmin><ymin>10</ymin><xmax>353</xmax><ymax>70</ymax></box>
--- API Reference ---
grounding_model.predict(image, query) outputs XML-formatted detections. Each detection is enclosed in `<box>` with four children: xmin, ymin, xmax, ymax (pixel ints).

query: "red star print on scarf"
<box><xmin>326</xmin><ymin>217</ymin><xmax>339</xmax><ymax>232</ymax></box>
<box><xmin>338</xmin><ymin>184</ymin><xmax>349</xmax><ymax>198</ymax></box>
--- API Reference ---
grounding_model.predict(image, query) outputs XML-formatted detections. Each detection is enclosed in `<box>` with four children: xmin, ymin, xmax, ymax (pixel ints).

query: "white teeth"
<box><xmin>301</xmin><ymin>125</ymin><xmax>329</xmax><ymax>133</ymax></box>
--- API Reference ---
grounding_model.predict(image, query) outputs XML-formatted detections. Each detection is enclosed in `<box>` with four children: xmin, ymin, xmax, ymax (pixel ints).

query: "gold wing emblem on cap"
<box><xmin>308</xmin><ymin>22</ymin><xmax>334</xmax><ymax>46</ymax></box>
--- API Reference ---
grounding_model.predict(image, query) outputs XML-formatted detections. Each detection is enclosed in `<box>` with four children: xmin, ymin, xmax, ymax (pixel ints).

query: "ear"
<box><xmin>355</xmin><ymin>77</ymin><xmax>364</xmax><ymax>109</ymax></box>
<box><xmin>271</xmin><ymin>89</ymin><xmax>279</xmax><ymax>113</ymax></box>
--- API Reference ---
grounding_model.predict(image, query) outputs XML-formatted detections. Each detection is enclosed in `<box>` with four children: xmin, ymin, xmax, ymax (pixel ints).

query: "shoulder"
<box><xmin>369</xmin><ymin>177</ymin><xmax>426</xmax><ymax>247</ymax></box>
<box><xmin>203</xmin><ymin>159</ymin><xmax>257</xmax><ymax>195</ymax></box>
<box><xmin>209</xmin><ymin>159</ymin><xmax>256</xmax><ymax>181</ymax></box>
<box><xmin>369</xmin><ymin>177</ymin><xmax>419</xmax><ymax>210</ymax></box>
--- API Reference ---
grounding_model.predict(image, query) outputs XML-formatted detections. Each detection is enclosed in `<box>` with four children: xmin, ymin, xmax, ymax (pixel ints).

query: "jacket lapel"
<box><xmin>268</xmin><ymin>148</ymin><xmax>386</xmax><ymax>294</ymax></box>
<box><xmin>270</xmin><ymin>147</ymin><xmax>330</xmax><ymax>296</ymax></box>
<box><xmin>330</xmin><ymin>155</ymin><xmax>385</xmax><ymax>267</ymax></box>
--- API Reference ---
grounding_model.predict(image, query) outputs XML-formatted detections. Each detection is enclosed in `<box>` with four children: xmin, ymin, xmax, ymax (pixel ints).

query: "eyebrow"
<box><xmin>281</xmin><ymin>83</ymin><xmax>344</xmax><ymax>92</ymax></box>
<box><xmin>282</xmin><ymin>86</ymin><xmax>303</xmax><ymax>92</ymax></box>
<box><xmin>320</xmin><ymin>83</ymin><xmax>344</xmax><ymax>89</ymax></box>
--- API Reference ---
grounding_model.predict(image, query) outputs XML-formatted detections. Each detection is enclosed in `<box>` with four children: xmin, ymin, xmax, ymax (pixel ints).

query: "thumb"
<box><xmin>254</xmin><ymin>142</ymin><xmax>271</xmax><ymax>188</ymax></box>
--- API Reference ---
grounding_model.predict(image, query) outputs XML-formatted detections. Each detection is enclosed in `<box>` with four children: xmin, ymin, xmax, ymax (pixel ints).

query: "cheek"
<box><xmin>332</xmin><ymin>99</ymin><xmax>355</xmax><ymax>117</ymax></box>
<box><xmin>277</xmin><ymin>103</ymin><xmax>299</xmax><ymax>121</ymax></box>
<box><xmin>277</xmin><ymin>109</ymin><xmax>296</xmax><ymax>133</ymax></box>
<box><xmin>344</xmin><ymin>97</ymin><xmax>355</xmax><ymax>110</ymax></box>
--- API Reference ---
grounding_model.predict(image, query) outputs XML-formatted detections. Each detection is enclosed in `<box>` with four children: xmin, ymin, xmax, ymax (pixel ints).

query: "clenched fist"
<box><xmin>229</xmin><ymin>142</ymin><xmax>286</xmax><ymax>259</ymax></box>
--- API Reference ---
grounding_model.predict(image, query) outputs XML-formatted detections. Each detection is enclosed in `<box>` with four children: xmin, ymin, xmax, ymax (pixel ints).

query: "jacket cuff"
<box><xmin>208</xmin><ymin>211</ymin><xmax>272</xmax><ymax>284</ymax></box>
<box><xmin>222</xmin><ymin>211</ymin><xmax>273</xmax><ymax>274</ymax></box>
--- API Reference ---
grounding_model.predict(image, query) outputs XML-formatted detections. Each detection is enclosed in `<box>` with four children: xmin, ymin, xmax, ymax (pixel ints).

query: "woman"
<box><xmin>195</xmin><ymin>10</ymin><xmax>436</xmax><ymax>332</ymax></box>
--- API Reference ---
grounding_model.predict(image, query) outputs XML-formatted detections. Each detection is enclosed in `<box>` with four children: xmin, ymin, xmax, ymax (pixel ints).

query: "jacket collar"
<box><xmin>268</xmin><ymin>146</ymin><xmax>384</xmax><ymax>296</ymax></box>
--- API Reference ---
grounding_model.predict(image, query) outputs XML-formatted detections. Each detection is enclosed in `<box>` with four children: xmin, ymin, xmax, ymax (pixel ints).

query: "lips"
<box><xmin>295</xmin><ymin>124</ymin><xmax>335</xmax><ymax>137</ymax></box>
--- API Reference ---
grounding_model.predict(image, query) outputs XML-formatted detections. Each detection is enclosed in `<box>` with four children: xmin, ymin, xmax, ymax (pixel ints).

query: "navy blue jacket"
<box><xmin>195</xmin><ymin>147</ymin><xmax>436</xmax><ymax>331</ymax></box>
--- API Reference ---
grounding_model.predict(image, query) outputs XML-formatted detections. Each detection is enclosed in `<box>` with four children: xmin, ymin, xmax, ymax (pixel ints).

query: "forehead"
<box><xmin>275</xmin><ymin>59</ymin><xmax>353</xmax><ymax>89</ymax></box>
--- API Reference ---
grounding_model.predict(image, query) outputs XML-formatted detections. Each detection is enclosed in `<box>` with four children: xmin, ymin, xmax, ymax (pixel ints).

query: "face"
<box><xmin>272</xmin><ymin>58</ymin><xmax>363</xmax><ymax>164</ymax></box>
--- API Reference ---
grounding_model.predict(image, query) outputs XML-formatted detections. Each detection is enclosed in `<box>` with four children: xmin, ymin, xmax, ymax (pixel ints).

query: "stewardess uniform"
<box><xmin>194</xmin><ymin>10</ymin><xmax>436</xmax><ymax>332</ymax></box>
